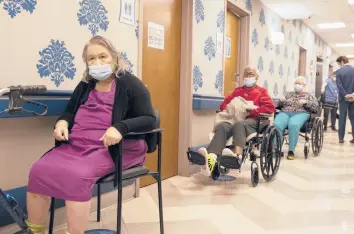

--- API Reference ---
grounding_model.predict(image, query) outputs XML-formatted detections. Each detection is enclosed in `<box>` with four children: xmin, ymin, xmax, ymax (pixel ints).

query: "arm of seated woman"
<box><xmin>112</xmin><ymin>75</ymin><xmax>156</xmax><ymax>137</ymax></box>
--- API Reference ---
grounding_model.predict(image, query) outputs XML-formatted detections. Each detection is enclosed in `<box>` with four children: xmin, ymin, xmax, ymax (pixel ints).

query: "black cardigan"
<box><xmin>56</xmin><ymin>72</ymin><xmax>156</xmax><ymax>165</ymax></box>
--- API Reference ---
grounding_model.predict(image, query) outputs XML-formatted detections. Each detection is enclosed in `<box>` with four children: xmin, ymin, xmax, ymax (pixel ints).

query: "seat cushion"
<box><xmin>96</xmin><ymin>166</ymin><xmax>149</xmax><ymax>184</ymax></box>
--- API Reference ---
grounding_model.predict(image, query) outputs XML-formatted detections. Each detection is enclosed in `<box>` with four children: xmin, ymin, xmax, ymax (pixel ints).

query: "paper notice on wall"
<box><xmin>225</xmin><ymin>37</ymin><xmax>231</xmax><ymax>58</ymax></box>
<box><xmin>148</xmin><ymin>22</ymin><xmax>164</xmax><ymax>50</ymax></box>
<box><xmin>119</xmin><ymin>0</ymin><xmax>136</xmax><ymax>26</ymax></box>
<box><xmin>216</xmin><ymin>32</ymin><xmax>223</xmax><ymax>55</ymax></box>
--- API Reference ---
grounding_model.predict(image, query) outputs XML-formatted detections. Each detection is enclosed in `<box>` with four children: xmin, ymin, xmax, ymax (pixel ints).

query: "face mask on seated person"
<box><xmin>89</xmin><ymin>64</ymin><xmax>113</xmax><ymax>81</ymax></box>
<box><xmin>244</xmin><ymin>77</ymin><xmax>256</xmax><ymax>88</ymax></box>
<box><xmin>294</xmin><ymin>84</ymin><xmax>304</xmax><ymax>92</ymax></box>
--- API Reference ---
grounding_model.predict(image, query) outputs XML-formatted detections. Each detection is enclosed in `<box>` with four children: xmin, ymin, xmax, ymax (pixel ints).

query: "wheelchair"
<box><xmin>275</xmin><ymin>101</ymin><xmax>324</xmax><ymax>159</ymax></box>
<box><xmin>187</xmin><ymin>113</ymin><xmax>282</xmax><ymax>187</ymax></box>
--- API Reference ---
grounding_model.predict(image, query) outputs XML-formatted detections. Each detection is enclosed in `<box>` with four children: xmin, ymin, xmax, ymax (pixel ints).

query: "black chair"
<box><xmin>48</xmin><ymin>109</ymin><xmax>164</xmax><ymax>234</ymax></box>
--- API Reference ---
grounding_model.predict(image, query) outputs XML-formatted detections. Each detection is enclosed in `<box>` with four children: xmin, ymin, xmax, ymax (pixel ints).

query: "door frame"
<box><xmin>225</xmin><ymin>0</ymin><xmax>251</xmax><ymax>87</ymax></box>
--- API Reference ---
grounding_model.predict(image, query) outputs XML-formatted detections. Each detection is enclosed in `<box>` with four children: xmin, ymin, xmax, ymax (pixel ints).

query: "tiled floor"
<box><xmin>70</xmin><ymin>129</ymin><xmax>354</xmax><ymax>234</ymax></box>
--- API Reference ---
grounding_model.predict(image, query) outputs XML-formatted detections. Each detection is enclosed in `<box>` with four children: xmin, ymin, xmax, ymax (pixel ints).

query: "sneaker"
<box><xmin>287</xmin><ymin>151</ymin><xmax>295</xmax><ymax>160</ymax></box>
<box><xmin>198</xmin><ymin>148</ymin><xmax>217</xmax><ymax>176</ymax></box>
<box><xmin>350</xmin><ymin>139</ymin><xmax>354</xmax><ymax>144</ymax></box>
<box><xmin>331</xmin><ymin>126</ymin><xmax>338</xmax><ymax>131</ymax></box>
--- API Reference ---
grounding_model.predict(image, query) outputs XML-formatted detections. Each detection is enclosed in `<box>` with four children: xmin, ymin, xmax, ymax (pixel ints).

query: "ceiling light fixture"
<box><xmin>317</xmin><ymin>22</ymin><xmax>346</xmax><ymax>29</ymax></box>
<box><xmin>336</xmin><ymin>43</ymin><xmax>354</xmax><ymax>47</ymax></box>
<box><xmin>261</xmin><ymin>3</ymin><xmax>312</xmax><ymax>20</ymax></box>
<box><xmin>347</xmin><ymin>55</ymin><xmax>354</xmax><ymax>58</ymax></box>
<box><xmin>348</xmin><ymin>0</ymin><xmax>354</xmax><ymax>4</ymax></box>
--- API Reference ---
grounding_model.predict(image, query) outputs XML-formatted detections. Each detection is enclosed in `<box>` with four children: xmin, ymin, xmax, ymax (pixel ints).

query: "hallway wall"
<box><xmin>190</xmin><ymin>0</ymin><xmax>340</xmax><ymax>147</ymax></box>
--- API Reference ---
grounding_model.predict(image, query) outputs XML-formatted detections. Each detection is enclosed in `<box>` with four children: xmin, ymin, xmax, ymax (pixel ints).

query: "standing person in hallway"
<box><xmin>198</xmin><ymin>67</ymin><xmax>275</xmax><ymax>176</ymax></box>
<box><xmin>336</xmin><ymin>56</ymin><xmax>354</xmax><ymax>143</ymax></box>
<box><xmin>322</xmin><ymin>71</ymin><xmax>338</xmax><ymax>131</ymax></box>
<box><xmin>274</xmin><ymin>76</ymin><xmax>318</xmax><ymax>160</ymax></box>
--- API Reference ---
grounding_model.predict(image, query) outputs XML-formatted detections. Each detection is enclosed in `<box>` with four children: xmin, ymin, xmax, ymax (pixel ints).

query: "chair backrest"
<box><xmin>145</xmin><ymin>108</ymin><xmax>160</xmax><ymax>153</ymax></box>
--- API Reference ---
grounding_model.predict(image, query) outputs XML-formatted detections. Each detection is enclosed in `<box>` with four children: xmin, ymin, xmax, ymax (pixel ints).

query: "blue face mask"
<box><xmin>244</xmin><ymin>77</ymin><xmax>256</xmax><ymax>87</ymax></box>
<box><xmin>89</xmin><ymin>64</ymin><xmax>113</xmax><ymax>81</ymax></box>
<box><xmin>295</xmin><ymin>84</ymin><xmax>304</xmax><ymax>92</ymax></box>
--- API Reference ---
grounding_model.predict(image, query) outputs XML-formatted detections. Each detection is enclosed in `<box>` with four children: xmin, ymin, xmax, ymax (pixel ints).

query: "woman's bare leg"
<box><xmin>27</xmin><ymin>192</ymin><xmax>51</xmax><ymax>224</ymax></box>
<box><xmin>65</xmin><ymin>200</ymin><xmax>91</xmax><ymax>234</ymax></box>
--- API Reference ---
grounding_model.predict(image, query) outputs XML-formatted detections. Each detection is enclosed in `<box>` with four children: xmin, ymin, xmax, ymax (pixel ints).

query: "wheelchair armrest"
<box><xmin>259</xmin><ymin>113</ymin><xmax>273</xmax><ymax>119</ymax></box>
<box><xmin>125</xmin><ymin>128</ymin><xmax>164</xmax><ymax>136</ymax></box>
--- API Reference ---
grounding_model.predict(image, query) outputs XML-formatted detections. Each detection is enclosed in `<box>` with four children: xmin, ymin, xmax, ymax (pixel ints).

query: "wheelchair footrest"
<box><xmin>219</xmin><ymin>156</ymin><xmax>241</xmax><ymax>170</ymax></box>
<box><xmin>187</xmin><ymin>150</ymin><xmax>206</xmax><ymax>166</ymax></box>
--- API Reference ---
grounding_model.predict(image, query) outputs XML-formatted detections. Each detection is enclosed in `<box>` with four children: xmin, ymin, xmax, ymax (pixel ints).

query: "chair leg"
<box><xmin>157</xmin><ymin>176</ymin><xmax>164</xmax><ymax>234</ymax></box>
<box><xmin>97</xmin><ymin>184</ymin><xmax>101</xmax><ymax>222</ymax></box>
<box><xmin>116</xmin><ymin>186</ymin><xmax>123</xmax><ymax>234</ymax></box>
<box><xmin>49</xmin><ymin>198</ymin><xmax>55</xmax><ymax>234</ymax></box>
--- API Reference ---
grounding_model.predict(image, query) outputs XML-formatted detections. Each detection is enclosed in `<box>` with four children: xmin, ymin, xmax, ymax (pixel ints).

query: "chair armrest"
<box><xmin>259</xmin><ymin>113</ymin><xmax>273</xmax><ymax>119</ymax></box>
<box><xmin>125</xmin><ymin>128</ymin><xmax>164</xmax><ymax>136</ymax></box>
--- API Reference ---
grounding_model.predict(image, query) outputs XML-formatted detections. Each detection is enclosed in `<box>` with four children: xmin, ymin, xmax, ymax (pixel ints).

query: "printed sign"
<box><xmin>148</xmin><ymin>22</ymin><xmax>165</xmax><ymax>50</ymax></box>
<box><xmin>119</xmin><ymin>0</ymin><xmax>136</xmax><ymax>26</ymax></box>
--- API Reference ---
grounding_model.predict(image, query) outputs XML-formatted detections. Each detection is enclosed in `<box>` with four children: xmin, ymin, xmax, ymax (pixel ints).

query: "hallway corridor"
<box><xmin>80</xmin><ymin>130</ymin><xmax>354</xmax><ymax>234</ymax></box>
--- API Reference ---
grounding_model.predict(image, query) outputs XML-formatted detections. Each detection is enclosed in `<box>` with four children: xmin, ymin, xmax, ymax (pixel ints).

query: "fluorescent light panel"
<box><xmin>317</xmin><ymin>22</ymin><xmax>346</xmax><ymax>29</ymax></box>
<box><xmin>349</xmin><ymin>0</ymin><xmax>354</xmax><ymax>4</ymax></box>
<box><xmin>336</xmin><ymin>43</ymin><xmax>354</xmax><ymax>47</ymax></box>
<box><xmin>264</xmin><ymin>3</ymin><xmax>312</xmax><ymax>20</ymax></box>
<box><xmin>347</xmin><ymin>55</ymin><xmax>354</xmax><ymax>58</ymax></box>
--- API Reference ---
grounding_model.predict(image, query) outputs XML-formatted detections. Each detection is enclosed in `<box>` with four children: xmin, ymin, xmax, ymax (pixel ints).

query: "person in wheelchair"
<box><xmin>25</xmin><ymin>36</ymin><xmax>155</xmax><ymax>234</ymax></box>
<box><xmin>198</xmin><ymin>67</ymin><xmax>275</xmax><ymax>176</ymax></box>
<box><xmin>274</xmin><ymin>76</ymin><xmax>319</xmax><ymax>160</ymax></box>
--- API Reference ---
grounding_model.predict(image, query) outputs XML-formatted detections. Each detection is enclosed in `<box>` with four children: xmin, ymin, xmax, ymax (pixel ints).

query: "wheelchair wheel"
<box><xmin>259</xmin><ymin>126</ymin><xmax>282</xmax><ymax>182</ymax></box>
<box><xmin>251</xmin><ymin>162</ymin><xmax>259</xmax><ymax>187</ymax></box>
<box><xmin>211</xmin><ymin>166</ymin><xmax>220</xmax><ymax>180</ymax></box>
<box><xmin>311</xmin><ymin>118</ymin><xmax>323</xmax><ymax>156</ymax></box>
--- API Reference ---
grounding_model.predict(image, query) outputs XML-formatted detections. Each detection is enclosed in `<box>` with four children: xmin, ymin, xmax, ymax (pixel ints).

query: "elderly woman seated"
<box><xmin>26</xmin><ymin>36</ymin><xmax>155</xmax><ymax>234</ymax></box>
<box><xmin>198</xmin><ymin>67</ymin><xmax>275</xmax><ymax>176</ymax></box>
<box><xmin>274</xmin><ymin>76</ymin><xmax>318</xmax><ymax>160</ymax></box>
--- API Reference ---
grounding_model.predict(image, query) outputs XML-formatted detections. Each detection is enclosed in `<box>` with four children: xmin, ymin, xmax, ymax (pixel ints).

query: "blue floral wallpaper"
<box><xmin>37</xmin><ymin>40</ymin><xmax>76</xmax><ymax>87</ymax></box>
<box><xmin>215</xmin><ymin>71</ymin><xmax>223</xmax><ymax>95</ymax></box>
<box><xmin>193</xmin><ymin>65</ymin><xmax>203</xmax><ymax>92</ymax></box>
<box><xmin>194</xmin><ymin>0</ymin><xmax>205</xmax><ymax>24</ymax></box>
<box><xmin>1</xmin><ymin>0</ymin><xmax>139</xmax><ymax>90</ymax></box>
<box><xmin>0</xmin><ymin>0</ymin><xmax>37</xmax><ymax>18</ymax></box>
<box><xmin>77</xmin><ymin>0</ymin><xmax>109</xmax><ymax>35</ymax></box>
<box><xmin>204</xmin><ymin>36</ymin><xmax>216</xmax><ymax>61</ymax></box>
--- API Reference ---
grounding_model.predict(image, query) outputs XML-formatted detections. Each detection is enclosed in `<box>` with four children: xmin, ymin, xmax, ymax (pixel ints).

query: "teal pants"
<box><xmin>274</xmin><ymin>112</ymin><xmax>310</xmax><ymax>152</ymax></box>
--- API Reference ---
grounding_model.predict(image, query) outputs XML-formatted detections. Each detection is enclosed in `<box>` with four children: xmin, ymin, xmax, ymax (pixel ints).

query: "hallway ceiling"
<box><xmin>261</xmin><ymin>0</ymin><xmax>354</xmax><ymax>56</ymax></box>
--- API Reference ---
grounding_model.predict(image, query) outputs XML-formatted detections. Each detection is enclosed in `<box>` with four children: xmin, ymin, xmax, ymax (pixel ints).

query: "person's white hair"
<box><xmin>294</xmin><ymin>76</ymin><xmax>307</xmax><ymax>85</ymax></box>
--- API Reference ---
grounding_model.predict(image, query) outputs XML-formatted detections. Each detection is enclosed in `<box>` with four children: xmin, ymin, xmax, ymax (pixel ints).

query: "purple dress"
<box><xmin>27</xmin><ymin>80</ymin><xmax>147</xmax><ymax>202</ymax></box>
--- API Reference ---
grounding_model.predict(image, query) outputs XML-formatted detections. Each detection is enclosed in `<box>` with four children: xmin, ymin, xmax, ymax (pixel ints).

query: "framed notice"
<box><xmin>148</xmin><ymin>22</ymin><xmax>165</xmax><ymax>50</ymax></box>
<box><xmin>119</xmin><ymin>0</ymin><xmax>136</xmax><ymax>26</ymax></box>
<box><xmin>225</xmin><ymin>37</ymin><xmax>231</xmax><ymax>58</ymax></box>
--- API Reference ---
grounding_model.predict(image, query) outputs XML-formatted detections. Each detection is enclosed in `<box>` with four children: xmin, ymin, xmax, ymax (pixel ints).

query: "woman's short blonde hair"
<box><xmin>295</xmin><ymin>76</ymin><xmax>307</xmax><ymax>85</ymax></box>
<box><xmin>243</xmin><ymin>66</ymin><xmax>259</xmax><ymax>79</ymax></box>
<box><xmin>81</xmin><ymin>36</ymin><xmax>126</xmax><ymax>82</ymax></box>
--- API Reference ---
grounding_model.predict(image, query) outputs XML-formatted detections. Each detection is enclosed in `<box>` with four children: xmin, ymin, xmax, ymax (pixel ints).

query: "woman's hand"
<box><xmin>100</xmin><ymin>127</ymin><xmax>123</xmax><ymax>147</ymax></box>
<box><xmin>53</xmin><ymin>120</ymin><xmax>69</xmax><ymax>141</ymax></box>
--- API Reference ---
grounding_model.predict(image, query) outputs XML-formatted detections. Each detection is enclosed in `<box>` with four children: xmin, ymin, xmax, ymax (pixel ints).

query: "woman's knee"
<box><xmin>288</xmin><ymin>122</ymin><xmax>301</xmax><ymax>132</ymax></box>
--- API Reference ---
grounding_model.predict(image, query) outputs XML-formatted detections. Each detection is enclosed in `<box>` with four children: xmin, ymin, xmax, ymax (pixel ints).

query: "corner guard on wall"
<box><xmin>0</xmin><ymin>90</ymin><xmax>73</xmax><ymax>118</ymax></box>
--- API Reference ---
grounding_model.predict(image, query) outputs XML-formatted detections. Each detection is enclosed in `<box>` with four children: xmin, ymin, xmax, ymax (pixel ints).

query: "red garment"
<box><xmin>220</xmin><ymin>85</ymin><xmax>275</xmax><ymax>118</ymax></box>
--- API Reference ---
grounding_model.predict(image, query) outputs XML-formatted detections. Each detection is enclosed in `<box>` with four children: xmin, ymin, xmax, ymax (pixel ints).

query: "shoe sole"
<box><xmin>219</xmin><ymin>156</ymin><xmax>240</xmax><ymax>169</ymax></box>
<box><xmin>187</xmin><ymin>150</ymin><xmax>206</xmax><ymax>165</ymax></box>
